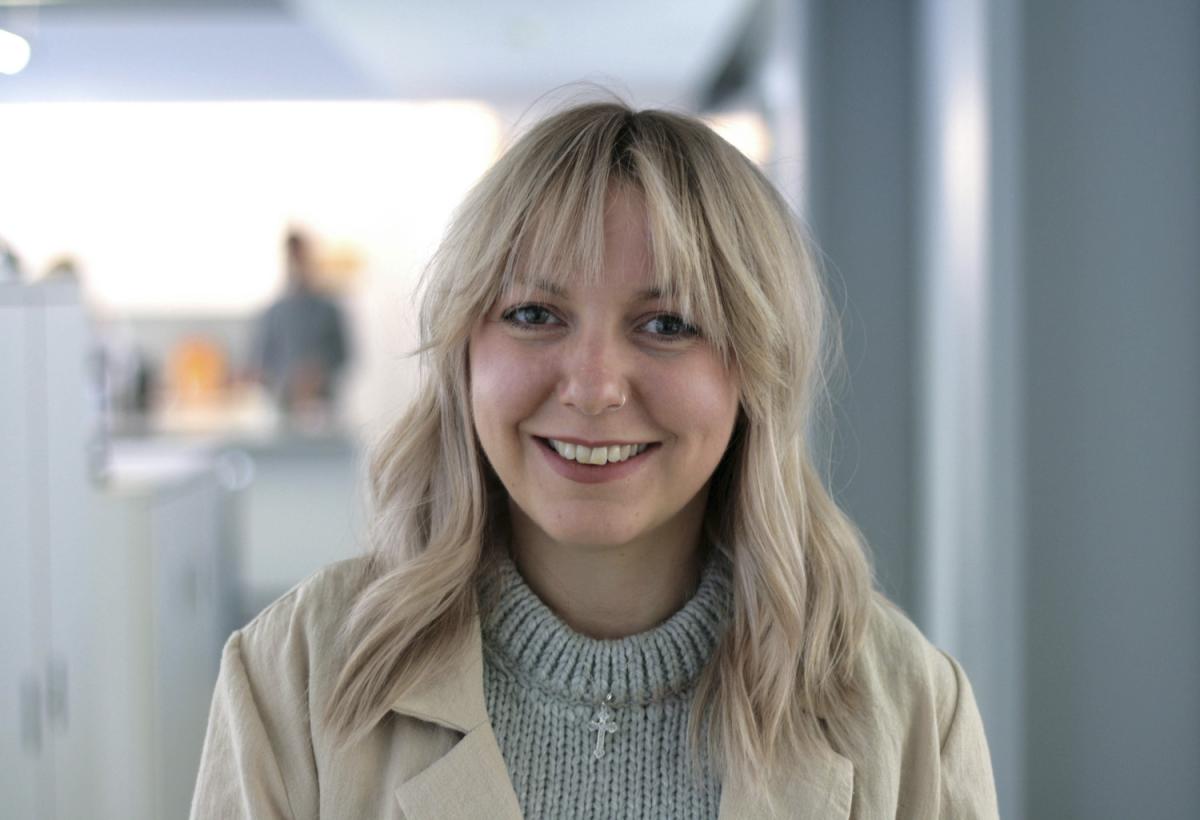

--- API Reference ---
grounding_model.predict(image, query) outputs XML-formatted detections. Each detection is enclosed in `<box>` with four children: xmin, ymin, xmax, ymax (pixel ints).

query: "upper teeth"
<box><xmin>547</xmin><ymin>439</ymin><xmax>650</xmax><ymax>466</ymax></box>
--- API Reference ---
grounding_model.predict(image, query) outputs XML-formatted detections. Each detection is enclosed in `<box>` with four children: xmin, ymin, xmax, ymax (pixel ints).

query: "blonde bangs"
<box><xmin>468</xmin><ymin>105</ymin><xmax>746</xmax><ymax>367</ymax></box>
<box><xmin>421</xmin><ymin>101</ymin><xmax>812</xmax><ymax>408</ymax></box>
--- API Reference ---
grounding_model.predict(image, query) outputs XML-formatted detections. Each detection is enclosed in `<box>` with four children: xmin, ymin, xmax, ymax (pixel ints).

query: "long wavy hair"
<box><xmin>327</xmin><ymin>100</ymin><xmax>874</xmax><ymax>791</ymax></box>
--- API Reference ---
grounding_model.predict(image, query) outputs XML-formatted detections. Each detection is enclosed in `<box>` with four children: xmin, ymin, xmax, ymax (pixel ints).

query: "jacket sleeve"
<box><xmin>190</xmin><ymin>631</ymin><xmax>298</xmax><ymax>820</ymax></box>
<box><xmin>934</xmin><ymin>651</ymin><xmax>1000</xmax><ymax>819</ymax></box>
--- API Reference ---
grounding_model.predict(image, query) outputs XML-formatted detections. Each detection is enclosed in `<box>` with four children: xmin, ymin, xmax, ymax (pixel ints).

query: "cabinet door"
<box><xmin>151</xmin><ymin>476</ymin><xmax>225</xmax><ymax>820</ymax></box>
<box><xmin>42</xmin><ymin>288</ymin><xmax>106</xmax><ymax>820</ymax></box>
<box><xmin>90</xmin><ymin>493</ymin><xmax>157</xmax><ymax>820</ymax></box>
<box><xmin>0</xmin><ymin>292</ymin><xmax>43</xmax><ymax>819</ymax></box>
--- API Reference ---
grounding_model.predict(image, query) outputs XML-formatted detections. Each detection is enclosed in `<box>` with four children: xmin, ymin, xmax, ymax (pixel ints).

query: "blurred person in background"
<box><xmin>251</xmin><ymin>229</ymin><xmax>350</xmax><ymax>418</ymax></box>
<box><xmin>193</xmin><ymin>102</ymin><xmax>998</xmax><ymax>819</ymax></box>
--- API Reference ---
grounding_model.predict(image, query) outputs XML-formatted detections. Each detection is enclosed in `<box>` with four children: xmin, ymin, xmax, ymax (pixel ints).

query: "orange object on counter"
<box><xmin>168</xmin><ymin>336</ymin><xmax>227</xmax><ymax>404</ymax></box>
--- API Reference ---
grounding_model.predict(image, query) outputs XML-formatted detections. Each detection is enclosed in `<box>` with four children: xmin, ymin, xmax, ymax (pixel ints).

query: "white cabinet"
<box><xmin>95</xmin><ymin>454</ymin><xmax>232</xmax><ymax>820</ymax></box>
<box><xmin>1</xmin><ymin>282</ymin><xmax>44</xmax><ymax>820</ymax></box>
<box><xmin>1</xmin><ymin>280</ymin><xmax>102</xmax><ymax>820</ymax></box>
<box><xmin>1</xmin><ymin>281</ymin><xmax>233</xmax><ymax>819</ymax></box>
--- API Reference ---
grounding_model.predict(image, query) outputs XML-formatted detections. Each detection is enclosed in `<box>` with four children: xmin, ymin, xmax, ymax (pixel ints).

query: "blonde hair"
<box><xmin>327</xmin><ymin>99</ymin><xmax>874</xmax><ymax>791</ymax></box>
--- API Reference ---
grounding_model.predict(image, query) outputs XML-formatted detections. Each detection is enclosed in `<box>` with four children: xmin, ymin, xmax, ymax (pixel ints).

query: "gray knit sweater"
<box><xmin>480</xmin><ymin>554</ymin><xmax>732</xmax><ymax>820</ymax></box>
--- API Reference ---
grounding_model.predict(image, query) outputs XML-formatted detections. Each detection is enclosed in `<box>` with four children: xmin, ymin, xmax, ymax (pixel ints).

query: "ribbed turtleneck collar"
<box><xmin>480</xmin><ymin>552</ymin><xmax>732</xmax><ymax>707</ymax></box>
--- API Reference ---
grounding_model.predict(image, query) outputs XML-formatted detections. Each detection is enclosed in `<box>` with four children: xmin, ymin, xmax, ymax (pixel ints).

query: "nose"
<box><xmin>558</xmin><ymin>330</ymin><xmax>629</xmax><ymax>416</ymax></box>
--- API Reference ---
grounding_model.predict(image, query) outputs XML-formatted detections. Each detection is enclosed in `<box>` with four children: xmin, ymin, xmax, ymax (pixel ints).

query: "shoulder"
<box><xmin>196</xmin><ymin>558</ymin><xmax>379</xmax><ymax>816</ymax></box>
<box><xmin>246</xmin><ymin>555</ymin><xmax>375</xmax><ymax>628</ymax></box>
<box><xmin>261</xmin><ymin>298</ymin><xmax>287</xmax><ymax>321</ymax></box>
<box><xmin>858</xmin><ymin>593</ymin><xmax>963</xmax><ymax>740</ymax></box>
<box><xmin>844</xmin><ymin>593</ymin><xmax>999</xmax><ymax>817</ymax></box>
<box><xmin>233</xmin><ymin>556</ymin><xmax>377</xmax><ymax>693</ymax></box>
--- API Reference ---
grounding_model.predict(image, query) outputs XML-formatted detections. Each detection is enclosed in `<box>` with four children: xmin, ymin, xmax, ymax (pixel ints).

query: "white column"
<box><xmin>915</xmin><ymin>0</ymin><xmax>1024</xmax><ymax>816</ymax></box>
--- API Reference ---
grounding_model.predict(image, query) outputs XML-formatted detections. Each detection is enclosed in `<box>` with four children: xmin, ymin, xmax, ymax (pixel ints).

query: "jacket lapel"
<box><xmin>718</xmin><ymin>740</ymin><xmax>854</xmax><ymax>820</ymax></box>
<box><xmin>393</xmin><ymin>721</ymin><xmax>523</xmax><ymax>820</ymax></box>
<box><xmin>385</xmin><ymin>621</ymin><xmax>490</xmax><ymax>733</ymax></box>
<box><xmin>386</xmin><ymin>618</ymin><xmax>523</xmax><ymax>820</ymax></box>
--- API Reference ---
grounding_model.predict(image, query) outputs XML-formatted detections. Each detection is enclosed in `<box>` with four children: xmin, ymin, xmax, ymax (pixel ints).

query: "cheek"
<box><xmin>653</xmin><ymin>363</ymin><xmax>740</xmax><ymax>445</ymax></box>
<box><xmin>468</xmin><ymin>334</ymin><xmax>553</xmax><ymax>435</ymax></box>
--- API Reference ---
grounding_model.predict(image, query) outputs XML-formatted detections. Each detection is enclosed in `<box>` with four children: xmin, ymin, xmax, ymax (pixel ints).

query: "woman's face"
<box><xmin>468</xmin><ymin>190</ymin><xmax>740</xmax><ymax>553</ymax></box>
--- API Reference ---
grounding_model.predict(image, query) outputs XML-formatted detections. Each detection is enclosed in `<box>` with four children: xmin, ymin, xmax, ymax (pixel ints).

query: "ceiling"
<box><xmin>0</xmin><ymin>0</ymin><xmax>753</xmax><ymax>108</ymax></box>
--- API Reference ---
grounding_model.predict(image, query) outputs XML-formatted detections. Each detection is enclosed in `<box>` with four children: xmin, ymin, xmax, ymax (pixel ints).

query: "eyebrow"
<box><xmin>517</xmin><ymin>278</ymin><xmax>664</xmax><ymax>302</ymax></box>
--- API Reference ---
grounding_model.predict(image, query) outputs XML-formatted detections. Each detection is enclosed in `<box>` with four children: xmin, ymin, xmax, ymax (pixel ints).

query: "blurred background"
<box><xmin>1</xmin><ymin>0</ymin><xmax>1196</xmax><ymax>818</ymax></box>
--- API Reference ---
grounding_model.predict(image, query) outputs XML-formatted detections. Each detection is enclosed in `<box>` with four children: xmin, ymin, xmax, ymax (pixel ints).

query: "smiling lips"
<box><xmin>543</xmin><ymin>437</ymin><xmax>653</xmax><ymax>466</ymax></box>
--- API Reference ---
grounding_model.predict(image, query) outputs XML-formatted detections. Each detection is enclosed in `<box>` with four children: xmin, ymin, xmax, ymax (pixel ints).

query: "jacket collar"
<box><xmin>389</xmin><ymin>618</ymin><xmax>525</xmax><ymax>819</ymax></box>
<box><xmin>387</xmin><ymin>617</ymin><xmax>490</xmax><ymax>733</ymax></box>
<box><xmin>388</xmin><ymin>615</ymin><xmax>854</xmax><ymax>820</ymax></box>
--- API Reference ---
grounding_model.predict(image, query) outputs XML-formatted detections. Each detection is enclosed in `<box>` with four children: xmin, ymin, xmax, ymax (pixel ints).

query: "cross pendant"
<box><xmin>588</xmin><ymin>695</ymin><xmax>617</xmax><ymax>759</ymax></box>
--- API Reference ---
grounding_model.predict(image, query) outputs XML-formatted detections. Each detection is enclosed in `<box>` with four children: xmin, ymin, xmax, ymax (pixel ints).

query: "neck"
<box><xmin>506</xmin><ymin>496</ymin><xmax>708</xmax><ymax>639</ymax></box>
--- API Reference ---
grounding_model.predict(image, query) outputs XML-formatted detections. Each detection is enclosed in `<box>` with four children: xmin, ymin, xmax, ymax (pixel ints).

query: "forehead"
<box><xmin>501</xmin><ymin>188</ymin><xmax>672</xmax><ymax>301</ymax></box>
<box><xmin>506</xmin><ymin>275</ymin><xmax>667</xmax><ymax>304</ymax></box>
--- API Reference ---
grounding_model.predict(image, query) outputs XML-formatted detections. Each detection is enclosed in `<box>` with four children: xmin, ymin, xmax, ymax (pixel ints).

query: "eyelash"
<box><xmin>500</xmin><ymin>303</ymin><xmax>700</xmax><ymax>341</ymax></box>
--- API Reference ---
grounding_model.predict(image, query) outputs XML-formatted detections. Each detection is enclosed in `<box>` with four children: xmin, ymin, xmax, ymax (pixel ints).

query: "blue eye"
<box><xmin>643</xmin><ymin>314</ymin><xmax>700</xmax><ymax>339</ymax></box>
<box><xmin>501</xmin><ymin>303</ymin><xmax>560</xmax><ymax>328</ymax></box>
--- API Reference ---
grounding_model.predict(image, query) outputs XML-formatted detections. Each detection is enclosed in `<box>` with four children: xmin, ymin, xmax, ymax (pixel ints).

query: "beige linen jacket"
<box><xmin>191</xmin><ymin>558</ymin><xmax>999</xmax><ymax>819</ymax></box>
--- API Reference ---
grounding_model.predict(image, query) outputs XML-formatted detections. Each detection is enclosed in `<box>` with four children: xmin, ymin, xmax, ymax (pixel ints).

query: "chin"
<box><xmin>537</xmin><ymin>517</ymin><xmax>648</xmax><ymax>551</ymax></box>
<box><xmin>545</xmin><ymin>529</ymin><xmax>635</xmax><ymax>551</ymax></box>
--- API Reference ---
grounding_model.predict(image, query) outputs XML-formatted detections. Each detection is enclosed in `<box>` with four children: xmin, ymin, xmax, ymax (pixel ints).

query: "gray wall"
<box><xmin>1023</xmin><ymin>0</ymin><xmax>1200</xmax><ymax>816</ymax></box>
<box><xmin>806</xmin><ymin>0</ymin><xmax>918</xmax><ymax>615</ymax></box>
<box><xmin>796</xmin><ymin>0</ymin><xmax>1200</xmax><ymax>816</ymax></box>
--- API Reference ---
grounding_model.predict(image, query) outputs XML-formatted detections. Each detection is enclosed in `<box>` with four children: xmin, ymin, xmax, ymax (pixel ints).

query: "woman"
<box><xmin>192</xmin><ymin>102</ymin><xmax>998</xmax><ymax>819</ymax></box>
